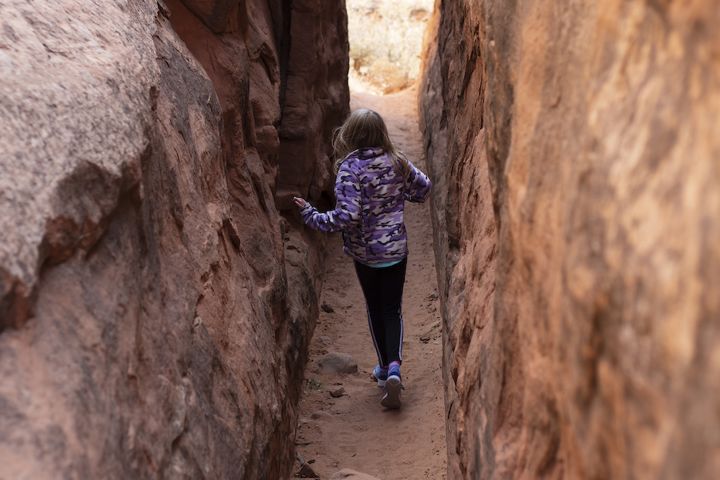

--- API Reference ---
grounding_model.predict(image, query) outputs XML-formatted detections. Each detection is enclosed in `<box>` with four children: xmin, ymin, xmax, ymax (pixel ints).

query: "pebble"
<box><xmin>329</xmin><ymin>386</ymin><xmax>345</xmax><ymax>398</ymax></box>
<box><xmin>318</xmin><ymin>352</ymin><xmax>358</xmax><ymax>374</ymax></box>
<box><xmin>330</xmin><ymin>469</ymin><xmax>381</xmax><ymax>480</ymax></box>
<box><xmin>310</xmin><ymin>410</ymin><xmax>333</xmax><ymax>420</ymax></box>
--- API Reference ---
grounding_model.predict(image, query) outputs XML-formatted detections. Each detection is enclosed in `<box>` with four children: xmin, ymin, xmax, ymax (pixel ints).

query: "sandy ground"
<box><xmin>294</xmin><ymin>86</ymin><xmax>447</xmax><ymax>480</ymax></box>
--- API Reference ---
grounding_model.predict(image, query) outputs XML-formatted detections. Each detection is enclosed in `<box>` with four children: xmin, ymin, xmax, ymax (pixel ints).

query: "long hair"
<box><xmin>332</xmin><ymin>109</ymin><xmax>410</xmax><ymax>179</ymax></box>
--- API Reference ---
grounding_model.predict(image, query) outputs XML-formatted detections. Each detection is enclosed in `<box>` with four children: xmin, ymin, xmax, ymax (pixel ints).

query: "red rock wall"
<box><xmin>0</xmin><ymin>1</ymin><xmax>347</xmax><ymax>479</ymax></box>
<box><xmin>420</xmin><ymin>1</ymin><xmax>720</xmax><ymax>479</ymax></box>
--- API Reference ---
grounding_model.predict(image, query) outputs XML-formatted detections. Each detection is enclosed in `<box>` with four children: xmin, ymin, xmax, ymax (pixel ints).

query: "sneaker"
<box><xmin>371</xmin><ymin>365</ymin><xmax>388</xmax><ymax>387</ymax></box>
<box><xmin>381</xmin><ymin>365</ymin><xmax>402</xmax><ymax>409</ymax></box>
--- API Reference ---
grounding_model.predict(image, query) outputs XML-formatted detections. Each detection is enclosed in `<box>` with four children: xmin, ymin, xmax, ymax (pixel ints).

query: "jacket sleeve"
<box><xmin>300</xmin><ymin>161</ymin><xmax>362</xmax><ymax>232</ymax></box>
<box><xmin>404</xmin><ymin>161</ymin><xmax>432</xmax><ymax>203</ymax></box>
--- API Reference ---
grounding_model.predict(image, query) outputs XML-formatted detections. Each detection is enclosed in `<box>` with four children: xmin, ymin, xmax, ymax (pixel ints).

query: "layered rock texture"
<box><xmin>0</xmin><ymin>1</ymin><xmax>347</xmax><ymax>478</ymax></box>
<box><xmin>421</xmin><ymin>1</ymin><xmax>720</xmax><ymax>479</ymax></box>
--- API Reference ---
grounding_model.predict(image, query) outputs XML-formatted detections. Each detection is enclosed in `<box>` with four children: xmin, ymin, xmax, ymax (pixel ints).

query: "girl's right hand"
<box><xmin>293</xmin><ymin>197</ymin><xmax>308</xmax><ymax>208</ymax></box>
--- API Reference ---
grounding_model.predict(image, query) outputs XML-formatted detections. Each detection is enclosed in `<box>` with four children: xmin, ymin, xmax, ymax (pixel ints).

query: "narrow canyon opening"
<box><xmin>294</xmin><ymin>3</ymin><xmax>447</xmax><ymax>479</ymax></box>
<box><xmin>1</xmin><ymin>1</ymin><xmax>719</xmax><ymax>480</ymax></box>
<box><xmin>296</xmin><ymin>0</ymin><xmax>447</xmax><ymax>480</ymax></box>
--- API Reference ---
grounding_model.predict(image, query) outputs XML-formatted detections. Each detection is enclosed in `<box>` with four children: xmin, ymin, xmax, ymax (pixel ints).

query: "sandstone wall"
<box><xmin>420</xmin><ymin>1</ymin><xmax>720</xmax><ymax>478</ymax></box>
<box><xmin>0</xmin><ymin>1</ymin><xmax>347</xmax><ymax>478</ymax></box>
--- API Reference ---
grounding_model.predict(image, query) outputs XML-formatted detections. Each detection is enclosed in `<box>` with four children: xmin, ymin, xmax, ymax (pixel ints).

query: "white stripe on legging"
<box><xmin>365</xmin><ymin>302</ymin><xmax>384</xmax><ymax>366</ymax></box>
<box><xmin>398</xmin><ymin>305</ymin><xmax>404</xmax><ymax>361</ymax></box>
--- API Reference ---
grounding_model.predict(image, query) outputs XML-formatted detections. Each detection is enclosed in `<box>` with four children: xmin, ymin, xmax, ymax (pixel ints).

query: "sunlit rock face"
<box><xmin>347</xmin><ymin>0</ymin><xmax>433</xmax><ymax>94</ymax></box>
<box><xmin>420</xmin><ymin>1</ymin><xmax>720</xmax><ymax>479</ymax></box>
<box><xmin>0</xmin><ymin>1</ymin><xmax>348</xmax><ymax>478</ymax></box>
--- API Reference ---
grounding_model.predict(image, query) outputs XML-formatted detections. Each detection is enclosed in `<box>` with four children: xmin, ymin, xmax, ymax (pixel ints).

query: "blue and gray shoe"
<box><xmin>381</xmin><ymin>364</ymin><xmax>403</xmax><ymax>409</ymax></box>
<box><xmin>371</xmin><ymin>365</ymin><xmax>388</xmax><ymax>387</ymax></box>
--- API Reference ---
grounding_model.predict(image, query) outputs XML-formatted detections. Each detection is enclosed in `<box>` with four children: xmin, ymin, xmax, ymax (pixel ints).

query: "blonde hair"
<box><xmin>332</xmin><ymin>109</ymin><xmax>410</xmax><ymax>179</ymax></box>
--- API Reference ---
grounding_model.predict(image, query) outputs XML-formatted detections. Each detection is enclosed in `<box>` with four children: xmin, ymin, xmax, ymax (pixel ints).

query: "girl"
<box><xmin>293</xmin><ymin>108</ymin><xmax>431</xmax><ymax>409</ymax></box>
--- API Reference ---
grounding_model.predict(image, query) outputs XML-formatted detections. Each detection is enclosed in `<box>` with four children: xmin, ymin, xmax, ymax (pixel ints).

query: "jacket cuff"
<box><xmin>300</xmin><ymin>204</ymin><xmax>314</xmax><ymax>217</ymax></box>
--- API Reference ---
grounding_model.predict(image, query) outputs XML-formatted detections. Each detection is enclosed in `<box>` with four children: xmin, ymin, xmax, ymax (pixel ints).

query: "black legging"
<box><xmin>353</xmin><ymin>257</ymin><xmax>407</xmax><ymax>366</ymax></box>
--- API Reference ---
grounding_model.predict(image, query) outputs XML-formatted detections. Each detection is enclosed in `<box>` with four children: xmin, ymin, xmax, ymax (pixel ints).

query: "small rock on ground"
<box><xmin>311</xmin><ymin>410</ymin><xmax>333</xmax><ymax>420</ymax></box>
<box><xmin>329</xmin><ymin>386</ymin><xmax>345</xmax><ymax>398</ymax></box>
<box><xmin>330</xmin><ymin>469</ymin><xmax>381</xmax><ymax>480</ymax></box>
<box><xmin>318</xmin><ymin>352</ymin><xmax>358</xmax><ymax>374</ymax></box>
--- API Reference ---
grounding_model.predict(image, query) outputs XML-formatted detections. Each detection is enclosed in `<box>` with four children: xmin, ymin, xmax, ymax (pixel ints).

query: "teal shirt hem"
<box><xmin>367</xmin><ymin>259</ymin><xmax>403</xmax><ymax>269</ymax></box>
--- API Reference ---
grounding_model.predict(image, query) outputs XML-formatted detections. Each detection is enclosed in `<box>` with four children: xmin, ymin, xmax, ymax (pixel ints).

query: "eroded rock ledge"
<box><xmin>0</xmin><ymin>1</ymin><xmax>347</xmax><ymax>478</ymax></box>
<box><xmin>420</xmin><ymin>1</ymin><xmax>720</xmax><ymax>479</ymax></box>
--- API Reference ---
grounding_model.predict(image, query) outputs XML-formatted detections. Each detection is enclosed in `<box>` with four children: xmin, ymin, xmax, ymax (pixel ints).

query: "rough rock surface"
<box><xmin>0</xmin><ymin>1</ymin><xmax>347</xmax><ymax>479</ymax></box>
<box><xmin>420</xmin><ymin>1</ymin><xmax>720</xmax><ymax>479</ymax></box>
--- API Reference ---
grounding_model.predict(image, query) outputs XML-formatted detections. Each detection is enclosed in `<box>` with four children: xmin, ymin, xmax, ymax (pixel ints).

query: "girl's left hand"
<box><xmin>293</xmin><ymin>197</ymin><xmax>308</xmax><ymax>208</ymax></box>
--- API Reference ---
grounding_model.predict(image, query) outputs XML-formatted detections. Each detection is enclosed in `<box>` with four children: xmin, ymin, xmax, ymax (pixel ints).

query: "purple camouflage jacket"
<box><xmin>300</xmin><ymin>147</ymin><xmax>432</xmax><ymax>265</ymax></box>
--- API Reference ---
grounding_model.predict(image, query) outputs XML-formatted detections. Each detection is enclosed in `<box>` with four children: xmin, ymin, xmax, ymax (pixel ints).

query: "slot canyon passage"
<box><xmin>293</xmin><ymin>87</ymin><xmax>447</xmax><ymax>480</ymax></box>
<box><xmin>0</xmin><ymin>2</ymin><xmax>719</xmax><ymax>480</ymax></box>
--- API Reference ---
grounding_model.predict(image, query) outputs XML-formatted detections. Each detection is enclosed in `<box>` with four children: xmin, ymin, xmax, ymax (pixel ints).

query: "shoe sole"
<box><xmin>381</xmin><ymin>375</ymin><xmax>402</xmax><ymax>409</ymax></box>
